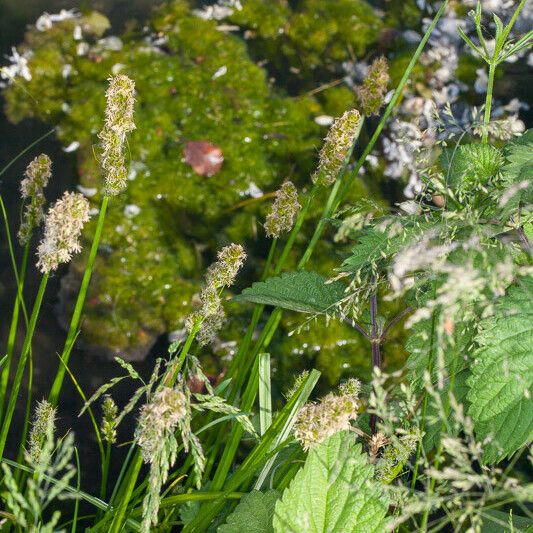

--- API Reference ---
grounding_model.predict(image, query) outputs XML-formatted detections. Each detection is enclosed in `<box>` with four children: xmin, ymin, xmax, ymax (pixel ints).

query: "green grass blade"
<box><xmin>258</xmin><ymin>352</ymin><xmax>272</xmax><ymax>436</ymax></box>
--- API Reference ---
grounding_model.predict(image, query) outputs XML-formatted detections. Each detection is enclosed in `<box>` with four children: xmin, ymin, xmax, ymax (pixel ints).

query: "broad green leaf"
<box><xmin>406</xmin><ymin>308</ymin><xmax>474</xmax><ymax>393</ymax></box>
<box><xmin>218</xmin><ymin>490</ymin><xmax>279</xmax><ymax>533</ymax></box>
<box><xmin>422</xmin><ymin>369</ymin><xmax>470</xmax><ymax>453</ymax></box>
<box><xmin>273</xmin><ymin>432</ymin><xmax>388</xmax><ymax>533</ymax></box>
<box><xmin>467</xmin><ymin>277</ymin><xmax>533</xmax><ymax>463</ymax></box>
<box><xmin>341</xmin><ymin>229</ymin><xmax>390</xmax><ymax>273</ymax></box>
<box><xmin>341</xmin><ymin>217</ymin><xmax>438</xmax><ymax>275</ymax></box>
<box><xmin>235</xmin><ymin>271</ymin><xmax>345</xmax><ymax>314</ymax></box>
<box><xmin>442</xmin><ymin>143</ymin><xmax>503</xmax><ymax>188</ymax></box>
<box><xmin>501</xmin><ymin>129</ymin><xmax>533</xmax><ymax>184</ymax></box>
<box><xmin>499</xmin><ymin>129</ymin><xmax>533</xmax><ymax>214</ymax></box>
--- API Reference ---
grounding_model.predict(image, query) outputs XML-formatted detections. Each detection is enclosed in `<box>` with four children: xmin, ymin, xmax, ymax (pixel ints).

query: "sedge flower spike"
<box><xmin>98</xmin><ymin>74</ymin><xmax>136</xmax><ymax>196</ymax></box>
<box><xmin>188</xmin><ymin>243</ymin><xmax>246</xmax><ymax>344</ymax></box>
<box><xmin>18</xmin><ymin>153</ymin><xmax>52</xmax><ymax>244</ymax></box>
<box><xmin>312</xmin><ymin>109</ymin><xmax>361</xmax><ymax>187</ymax></box>
<box><xmin>101</xmin><ymin>395</ymin><xmax>118</xmax><ymax>445</ymax></box>
<box><xmin>356</xmin><ymin>56</ymin><xmax>390</xmax><ymax>116</ymax></box>
<box><xmin>265</xmin><ymin>181</ymin><xmax>301</xmax><ymax>238</ymax></box>
<box><xmin>27</xmin><ymin>400</ymin><xmax>56</xmax><ymax>464</ymax></box>
<box><xmin>293</xmin><ymin>378</ymin><xmax>360</xmax><ymax>450</ymax></box>
<box><xmin>36</xmin><ymin>191</ymin><xmax>90</xmax><ymax>273</ymax></box>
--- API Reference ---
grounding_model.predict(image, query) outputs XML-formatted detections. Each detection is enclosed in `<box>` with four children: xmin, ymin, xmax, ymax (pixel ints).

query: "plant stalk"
<box><xmin>48</xmin><ymin>195</ymin><xmax>109</xmax><ymax>406</ymax></box>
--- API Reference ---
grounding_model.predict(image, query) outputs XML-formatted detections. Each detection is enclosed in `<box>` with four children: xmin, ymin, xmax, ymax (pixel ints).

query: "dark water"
<box><xmin>0</xmin><ymin>0</ymin><xmax>160</xmax><ymax>498</ymax></box>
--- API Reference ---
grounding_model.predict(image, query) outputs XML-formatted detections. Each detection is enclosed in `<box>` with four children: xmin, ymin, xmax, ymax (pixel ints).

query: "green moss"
<box><xmin>2</xmin><ymin>0</ymin><xmax>402</xmax><ymax>370</ymax></box>
<box><xmin>229</xmin><ymin>0</ymin><xmax>381</xmax><ymax>87</ymax></box>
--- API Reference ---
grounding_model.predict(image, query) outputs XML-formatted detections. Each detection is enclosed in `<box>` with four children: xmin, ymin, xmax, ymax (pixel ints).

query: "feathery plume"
<box><xmin>98</xmin><ymin>74</ymin><xmax>136</xmax><ymax>196</ymax></box>
<box><xmin>18</xmin><ymin>154</ymin><xmax>52</xmax><ymax>244</ymax></box>
<box><xmin>136</xmin><ymin>386</ymin><xmax>187</xmax><ymax>533</ymax></box>
<box><xmin>265</xmin><ymin>181</ymin><xmax>301</xmax><ymax>238</ymax></box>
<box><xmin>135</xmin><ymin>387</ymin><xmax>186</xmax><ymax>463</ymax></box>
<box><xmin>312</xmin><ymin>109</ymin><xmax>361</xmax><ymax>187</ymax></box>
<box><xmin>36</xmin><ymin>191</ymin><xmax>90</xmax><ymax>273</ymax></box>
<box><xmin>356</xmin><ymin>56</ymin><xmax>390</xmax><ymax>116</ymax></box>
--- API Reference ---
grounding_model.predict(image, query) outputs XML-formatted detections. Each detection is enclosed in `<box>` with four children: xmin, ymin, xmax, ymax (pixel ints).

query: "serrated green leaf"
<box><xmin>341</xmin><ymin>229</ymin><xmax>390</xmax><ymax>272</ymax></box>
<box><xmin>467</xmin><ymin>277</ymin><xmax>533</xmax><ymax>463</ymax></box>
<box><xmin>235</xmin><ymin>271</ymin><xmax>345</xmax><ymax>314</ymax></box>
<box><xmin>273</xmin><ymin>432</ymin><xmax>389</xmax><ymax>533</ymax></box>
<box><xmin>406</xmin><ymin>309</ymin><xmax>474</xmax><ymax>393</ymax></box>
<box><xmin>422</xmin><ymin>369</ymin><xmax>470</xmax><ymax>453</ymax></box>
<box><xmin>218</xmin><ymin>490</ymin><xmax>279</xmax><ymax>533</ymax></box>
<box><xmin>502</xmin><ymin>129</ymin><xmax>533</xmax><ymax>184</ymax></box>
<box><xmin>442</xmin><ymin>143</ymin><xmax>503</xmax><ymax>188</ymax></box>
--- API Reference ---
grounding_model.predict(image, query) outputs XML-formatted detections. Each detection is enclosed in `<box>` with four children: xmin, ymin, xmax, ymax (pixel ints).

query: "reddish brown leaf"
<box><xmin>183</xmin><ymin>140</ymin><xmax>224</xmax><ymax>177</ymax></box>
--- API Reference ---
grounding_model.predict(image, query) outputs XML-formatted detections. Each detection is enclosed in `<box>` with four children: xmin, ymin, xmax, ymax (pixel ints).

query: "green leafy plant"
<box><xmin>0</xmin><ymin>1</ymin><xmax>531</xmax><ymax>532</ymax></box>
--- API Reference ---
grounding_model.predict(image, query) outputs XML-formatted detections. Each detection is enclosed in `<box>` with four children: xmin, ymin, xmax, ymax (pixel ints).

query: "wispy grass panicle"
<box><xmin>312</xmin><ymin>109</ymin><xmax>361</xmax><ymax>187</ymax></box>
<box><xmin>135</xmin><ymin>386</ymin><xmax>187</xmax><ymax>533</ymax></box>
<box><xmin>356</xmin><ymin>56</ymin><xmax>390</xmax><ymax>116</ymax></box>
<box><xmin>27</xmin><ymin>400</ymin><xmax>56</xmax><ymax>464</ymax></box>
<box><xmin>36</xmin><ymin>191</ymin><xmax>90</xmax><ymax>273</ymax></box>
<box><xmin>18</xmin><ymin>153</ymin><xmax>52</xmax><ymax>244</ymax></box>
<box><xmin>135</xmin><ymin>386</ymin><xmax>186</xmax><ymax>464</ymax></box>
<box><xmin>98</xmin><ymin>74</ymin><xmax>136</xmax><ymax>196</ymax></box>
<box><xmin>265</xmin><ymin>181</ymin><xmax>301</xmax><ymax>238</ymax></box>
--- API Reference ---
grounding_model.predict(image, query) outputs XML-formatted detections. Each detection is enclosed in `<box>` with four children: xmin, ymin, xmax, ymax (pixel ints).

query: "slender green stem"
<box><xmin>0</xmin><ymin>274</ymin><xmax>49</xmax><ymax>460</ymax></box>
<box><xmin>100</xmin><ymin>441</ymin><xmax>112</xmax><ymax>501</ymax></box>
<box><xmin>0</xmin><ymin>241</ymin><xmax>30</xmax><ymax>421</ymax></box>
<box><xmin>14</xmin><ymin>347</ymin><xmax>33</xmax><ymax>480</ymax></box>
<box><xmin>72</xmin><ymin>448</ymin><xmax>81</xmax><ymax>533</ymax></box>
<box><xmin>48</xmin><ymin>195</ymin><xmax>109</xmax><ymax>406</ymax></box>
<box><xmin>481</xmin><ymin>62</ymin><xmax>496</xmax><ymax>144</ymax></box>
<box><xmin>0</xmin><ymin>128</ymin><xmax>56</xmax><ymax>180</ymax></box>
<box><xmin>108</xmin><ymin>453</ymin><xmax>143</xmax><ymax>533</ymax></box>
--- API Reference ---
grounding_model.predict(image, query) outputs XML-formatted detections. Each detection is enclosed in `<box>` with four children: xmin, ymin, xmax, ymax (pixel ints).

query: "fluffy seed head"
<box><xmin>195</xmin><ymin>309</ymin><xmax>226</xmax><ymax>346</ymax></box>
<box><xmin>36</xmin><ymin>191</ymin><xmax>90</xmax><ymax>273</ymax></box>
<box><xmin>101</xmin><ymin>395</ymin><xmax>118</xmax><ymax>444</ymax></box>
<box><xmin>98</xmin><ymin>74</ymin><xmax>136</xmax><ymax>196</ymax></box>
<box><xmin>18</xmin><ymin>154</ymin><xmax>52</xmax><ymax>244</ymax></box>
<box><xmin>293</xmin><ymin>380</ymin><xmax>360</xmax><ymax>450</ymax></box>
<box><xmin>205</xmin><ymin>244</ymin><xmax>246</xmax><ymax>289</ymax></box>
<box><xmin>136</xmin><ymin>387</ymin><xmax>187</xmax><ymax>463</ymax></box>
<box><xmin>356</xmin><ymin>56</ymin><xmax>390</xmax><ymax>116</ymax></box>
<box><xmin>312</xmin><ymin>109</ymin><xmax>361</xmax><ymax>186</ymax></box>
<box><xmin>27</xmin><ymin>400</ymin><xmax>56</xmax><ymax>464</ymax></box>
<box><xmin>187</xmin><ymin>243</ymin><xmax>245</xmax><ymax>343</ymax></box>
<box><xmin>103</xmin><ymin>74</ymin><xmax>136</xmax><ymax>134</ymax></box>
<box><xmin>264</xmin><ymin>181</ymin><xmax>301</xmax><ymax>238</ymax></box>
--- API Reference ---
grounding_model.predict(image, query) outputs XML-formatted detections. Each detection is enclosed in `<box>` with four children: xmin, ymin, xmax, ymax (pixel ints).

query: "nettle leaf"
<box><xmin>467</xmin><ymin>277</ymin><xmax>533</xmax><ymax>463</ymax></box>
<box><xmin>442</xmin><ymin>143</ymin><xmax>503</xmax><ymax>187</ymax></box>
<box><xmin>218</xmin><ymin>490</ymin><xmax>280</xmax><ymax>533</ymax></box>
<box><xmin>498</xmin><ymin>130</ymin><xmax>533</xmax><ymax>214</ymax></box>
<box><xmin>273</xmin><ymin>432</ymin><xmax>389</xmax><ymax>533</ymax></box>
<box><xmin>501</xmin><ymin>129</ymin><xmax>533</xmax><ymax>184</ymax></box>
<box><xmin>406</xmin><ymin>310</ymin><xmax>475</xmax><ymax>393</ymax></box>
<box><xmin>235</xmin><ymin>271</ymin><xmax>345</xmax><ymax>314</ymax></box>
<box><xmin>422</xmin><ymin>369</ymin><xmax>470</xmax><ymax>453</ymax></box>
<box><xmin>341</xmin><ymin>229</ymin><xmax>390</xmax><ymax>273</ymax></box>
